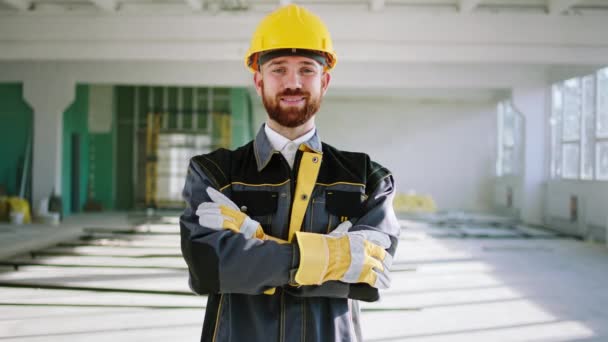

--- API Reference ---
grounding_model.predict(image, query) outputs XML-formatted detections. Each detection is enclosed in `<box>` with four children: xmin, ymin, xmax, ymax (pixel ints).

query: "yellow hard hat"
<box><xmin>245</xmin><ymin>4</ymin><xmax>337</xmax><ymax>73</ymax></box>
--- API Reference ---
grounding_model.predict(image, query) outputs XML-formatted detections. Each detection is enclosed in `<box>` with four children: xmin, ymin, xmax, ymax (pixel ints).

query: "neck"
<box><xmin>267</xmin><ymin>118</ymin><xmax>315</xmax><ymax>141</ymax></box>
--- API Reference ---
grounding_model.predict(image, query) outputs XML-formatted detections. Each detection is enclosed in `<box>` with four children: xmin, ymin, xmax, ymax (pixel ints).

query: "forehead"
<box><xmin>261</xmin><ymin>55</ymin><xmax>322</xmax><ymax>69</ymax></box>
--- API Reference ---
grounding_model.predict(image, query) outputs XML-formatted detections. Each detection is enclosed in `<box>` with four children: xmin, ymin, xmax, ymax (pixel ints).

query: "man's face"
<box><xmin>254</xmin><ymin>55</ymin><xmax>331</xmax><ymax>128</ymax></box>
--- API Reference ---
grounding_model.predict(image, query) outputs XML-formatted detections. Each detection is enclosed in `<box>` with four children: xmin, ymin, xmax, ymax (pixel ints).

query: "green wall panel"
<box><xmin>137</xmin><ymin>87</ymin><xmax>148</xmax><ymax>128</ymax></box>
<box><xmin>0</xmin><ymin>83</ymin><xmax>33</xmax><ymax>198</ymax></box>
<box><xmin>168</xmin><ymin>87</ymin><xmax>177</xmax><ymax>129</ymax></box>
<box><xmin>196</xmin><ymin>88</ymin><xmax>209</xmax><ymax>131</ymax></box>
<box><xmin>107</xmin><ymin>85</ymin><xmax>254</xmax><ymax>209</ymax></box>
<box><xmin>62</xmin><ymin>84</ymin><xmax>89</xmax><ymax>216</ymax></box>
<box><xmin>153</xmin><ymin>87</ymin><xmax>163</xmax><ymax>112</ymax></box>
<box><xmin>89</xmin><ymin>133</ymin><xmax>114</xmax><ymax>210</ymax></box>
<box><xmin>115</xmin><ymin>86</ymin><xmax>134</xmax><ymax>210</ymax></box>
<box><xmin>87</xmin><ymin>86</ymin><xmax>116</xmax><ymax>211</ymax></box>
<box><xmin>1</xmin><ymin>84</ymin><xmax>254</xmax><ymax>214</ymax></box>
<box><xmin>230</xmin><ymin>88</ymin><xmax>254</xmax><ymax>149</ymax></box>
<box><xmin>182</xmin><ymin>88</ymin><xmax>193</xmax><ymax>129</ymax></box>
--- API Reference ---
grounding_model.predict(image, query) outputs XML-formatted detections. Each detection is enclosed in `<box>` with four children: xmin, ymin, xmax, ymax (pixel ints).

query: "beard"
<box><xmin>261</xmin><ymin>83</ymin><xmax>322</xmax><ymax>128</ymax></box>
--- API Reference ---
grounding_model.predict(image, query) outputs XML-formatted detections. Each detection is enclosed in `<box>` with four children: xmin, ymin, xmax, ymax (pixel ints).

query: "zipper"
<box><xmin>278</xmin><ymin>151</ymin><xmax>303</xmax><ymax>342</ymax></box>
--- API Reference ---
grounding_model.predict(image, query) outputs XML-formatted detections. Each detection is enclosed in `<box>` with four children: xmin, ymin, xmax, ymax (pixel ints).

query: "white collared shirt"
<box><xmin>264</xmin><ymin>123</ymin><xmax>316</xmax><ymax>169</ymax></box>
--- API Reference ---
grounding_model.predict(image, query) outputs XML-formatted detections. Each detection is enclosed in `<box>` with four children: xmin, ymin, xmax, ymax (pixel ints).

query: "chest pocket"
<box><xmin>318</xmin><ymin>190</ymin><xmax>365</xmax><ymax>233</ymax></box>
<box><xmin>231</xmin><ymin>191</ymin><xmax>278</xmax><ymax>230</ymax></box>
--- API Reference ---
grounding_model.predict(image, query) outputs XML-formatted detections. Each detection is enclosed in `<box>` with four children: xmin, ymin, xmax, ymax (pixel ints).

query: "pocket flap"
<box><xmin>231</xmin><ymin>191</ymin><xmax>278</xmax><ymax>216</ymax></box>
<box><xmin>326</xmin><ymin>190</ymin><xmax>365</xmax><ymax>217</ymax></box>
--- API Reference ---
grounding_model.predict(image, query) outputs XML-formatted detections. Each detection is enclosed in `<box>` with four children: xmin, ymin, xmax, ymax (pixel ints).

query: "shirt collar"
<box><xmin>264</xmin><ymin>123</ymin><xmax>316</xmax><ymax>152</ymax></box>
<box><xmin>254</xmin><ymin>123</ymin><xmax>322</xmax><ymax>172</ymax></box>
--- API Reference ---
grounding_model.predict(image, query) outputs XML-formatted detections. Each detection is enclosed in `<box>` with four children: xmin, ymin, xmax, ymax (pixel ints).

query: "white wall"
<box><xmin>494</xmin><ymin>175</ymin><xmax>523</xmax><ymax>218</ymax></box>
<box><xmin>496</xmin><ymin>76</ymin><xmax>608</xmax><ymax>242</ymax></box>
<box><xmin>251</xmin><ymin>91</ymin><xmax>498</xmax><ymax>212</ymax></box>
<box><xmin>512</xmin><ymin>86</ymin><xmax>550</xmax><ymax>225</ymax></box>
<box><xmin>545</xmin><ymin>180</ymin><xmax>608</xmax><ymax>242</ymax></box>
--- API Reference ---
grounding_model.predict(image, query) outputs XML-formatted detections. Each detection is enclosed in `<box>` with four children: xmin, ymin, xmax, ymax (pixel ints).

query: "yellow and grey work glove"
<box><xmin>295</xmin><ymin>221</ymin><xmax>392</xmax><ymax>289</ymax></box>
<box><xmin>196</xmin><ymin>187</ymin><xmax>287</xmax><ymax>243</ymax></box>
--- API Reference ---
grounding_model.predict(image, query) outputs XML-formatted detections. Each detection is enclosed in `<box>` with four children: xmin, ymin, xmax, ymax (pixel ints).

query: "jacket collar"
<box><xmin>253</xmin><ymin>123</ymin><xmax>322</xmax><ymax>172</ymax></box>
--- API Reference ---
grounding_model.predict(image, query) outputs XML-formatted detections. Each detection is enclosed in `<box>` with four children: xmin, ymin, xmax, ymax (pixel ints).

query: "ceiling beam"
<box><xmin>458</xmin><ymin>0</ymin><xmax>481</xmax><ymax>13</ymax></box>
<box><xmin>0</xmin><ymin>61</ymin><xmax>549</xmax><ymax>90</ymax></box>
<box><xmin>3</xmin><ymin>13</ymin><xmax>608</xmax><ymax>44</ymax></box>
<box><xmin>459</xmin><ymin>0</ymin><xmax>481</xmax><ymax>13</ymax></box>
<box><xmin>370</xmin><ymin>0</ymin><xmax>384</xmax><ymax>12</ymax></box>
<box><xmin>547</xmin><ymin>0</ymin><xmax>582</xmax><ymax>15</ymax></box>
<box><xmin>1</xmin><ymin>14</ymin><xmax>607</xmax><ymax>66</ymax></box>
<box><xmin>184</xmin><ymin>0</ymin><xmax>203</xmax><ymax>10</ymax></box>
<box><xmin>1</xmin><ymin>0</ymin><xmax>31</xmax><ymax>11</ymax></box>
<box><xmin>89</xmin><ymin>0</ymin><xmax>118</xmax><ymax>11</ymax></box>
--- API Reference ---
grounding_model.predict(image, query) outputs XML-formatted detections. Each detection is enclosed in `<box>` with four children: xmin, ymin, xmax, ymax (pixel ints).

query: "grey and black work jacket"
<box><xmin>180</xmin><ymin>126</ymin><xmax>400</xmax><ymax>342</ymax></box>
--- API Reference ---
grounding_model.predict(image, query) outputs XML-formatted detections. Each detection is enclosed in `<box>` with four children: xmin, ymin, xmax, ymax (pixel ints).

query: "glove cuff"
<box><xmin>294</xmin><ymin>232</ymin><xmax>330</xmax><ymax>285</ymax></box>
<box><xmin>241</xmin><ymin>216</ymin><xmax>261</xmax><ymax>239</ymax></box>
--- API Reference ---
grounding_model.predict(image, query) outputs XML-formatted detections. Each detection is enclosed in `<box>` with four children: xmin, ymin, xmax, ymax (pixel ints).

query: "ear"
<box><xmin>253</xmin><ymin>72</ymin><xmax>263</xmax><ymax>97</ymax></box>
<box><xmin>321</xmin><ymin>72</ymin><xmax>331</xmax><ymax>96</ymax></box>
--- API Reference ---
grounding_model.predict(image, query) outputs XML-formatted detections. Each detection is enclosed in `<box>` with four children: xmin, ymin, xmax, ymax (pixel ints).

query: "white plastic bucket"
<box><xmin>10</xmin><ymin>211</ymin><xmax>24</xmax><ymax>225</ymax></box>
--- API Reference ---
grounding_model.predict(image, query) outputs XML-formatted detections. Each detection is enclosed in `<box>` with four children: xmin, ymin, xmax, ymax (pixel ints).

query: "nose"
<box><xmin>283</xmin><ymin>69</ymin><xmax>302</xmax><ymax>91</ymax></box>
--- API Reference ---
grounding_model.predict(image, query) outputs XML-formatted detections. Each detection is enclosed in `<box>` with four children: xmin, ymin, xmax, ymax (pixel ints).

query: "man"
<box><xmin>180</xmin><ymin>4</ymin><xmax>400</xmax><ymax>341</ymax></box>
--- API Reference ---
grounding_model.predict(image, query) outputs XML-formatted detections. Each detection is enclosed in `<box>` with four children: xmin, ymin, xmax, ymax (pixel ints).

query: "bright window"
<box><xmin>497</xmin><ymin>100</ymin><xmax>524</xmax><ymax>176</ymax></box>
<box><xmin>597</xmin><ymin>68</ymin><xmax>608</xmax><ymax>138</ymax></box>
<box><xmin>550</xmin><ymin>85</ymin><xmax>563</xmax><ymax>178</ymax></box>
<box><xmin>581</xmin><ymin>75</ymin><xmax>595</xmax><ymax>180</ymax></box>
<box><xmin>597</xmin><ymin>68</ymin><xmax>608</xmax><ymax>180</ymax></box>
<box><xmin>551</xmin><ymin>67</ymin><xmax>608</xmax><ymax>180</ymax></box>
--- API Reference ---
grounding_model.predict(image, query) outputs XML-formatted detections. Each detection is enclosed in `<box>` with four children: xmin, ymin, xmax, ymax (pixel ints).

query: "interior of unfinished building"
<box><xmin>1</xmin><ymin>0</ymin><xmax>608</xmax><ymax>341</ymax></box>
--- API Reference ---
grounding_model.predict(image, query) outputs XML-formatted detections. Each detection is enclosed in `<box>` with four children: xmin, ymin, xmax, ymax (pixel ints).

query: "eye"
<box><xmin>301</xmin><ymin>68</ymin><xmax>316</xmax><ymax>75</ymax></box>
<box><xmin>271</xmin><ymin>68</ymin><xmax>286</xmax><ymax>74</ymax></box>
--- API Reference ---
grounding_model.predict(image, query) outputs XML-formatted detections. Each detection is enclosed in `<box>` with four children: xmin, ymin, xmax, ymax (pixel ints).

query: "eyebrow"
<box><xmin>267</xmin><ymin>59</ymin><xmax>318</xmax><ymax>67</ymax></box>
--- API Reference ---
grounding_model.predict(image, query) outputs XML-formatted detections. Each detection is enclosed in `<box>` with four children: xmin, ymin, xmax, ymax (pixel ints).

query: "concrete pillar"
<box><xmin>511</xmin><ymin>86</ymin><xmax>550</xmax><ymax>225</ymax></box>
<box><xmin>22</xmin><ymin>68</ymin><xmax>75</xmax><ymax>212</ymax></box>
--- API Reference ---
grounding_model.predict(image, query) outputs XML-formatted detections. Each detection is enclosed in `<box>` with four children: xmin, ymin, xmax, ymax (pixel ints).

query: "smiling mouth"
<box><xmin>280</xmin><ymin>97</ymin><xmax>306</xmax><ymax>105</ymax></box>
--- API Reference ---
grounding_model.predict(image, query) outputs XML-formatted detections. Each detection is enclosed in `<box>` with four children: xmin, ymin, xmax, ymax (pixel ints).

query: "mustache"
<box><xmin>278</xmin><ymin>89</ymin><xmax>310</xmax><ymax>97</ymax></box>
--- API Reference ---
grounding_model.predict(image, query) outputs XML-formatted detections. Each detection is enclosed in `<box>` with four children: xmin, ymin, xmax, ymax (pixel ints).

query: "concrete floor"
<box><xmin>1</xmin><ymin>213</ymin><xmax>608</xmax><ymax>341</ymax></box>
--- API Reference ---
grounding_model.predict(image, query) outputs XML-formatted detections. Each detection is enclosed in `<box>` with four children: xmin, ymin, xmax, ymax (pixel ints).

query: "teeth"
<box><xmin>281</xmin><ymin>98</ymin><xmax>304</xmax><ymax>103</ymax></box>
